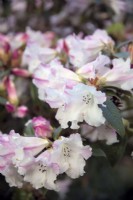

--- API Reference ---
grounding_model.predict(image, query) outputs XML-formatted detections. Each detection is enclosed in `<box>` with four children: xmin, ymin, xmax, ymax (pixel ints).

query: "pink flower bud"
<box><xmin>0</xmin><ymin>35</ymin><xmax>11</xmax><ymax>65</ymax></box>
<box><xmin>15</xmin><ymin>105</ymin><xmax>28</xmax><ymax>118</ymax></box>
<box><xmin>5</xmin><ymin>102</ymin><xmax>16</xmax><ymax>113</ymax></box>
<box><xmin>32</xmin><ymin>116</ymin><xmax>53</xmax><ymax>138</ymax></box>
<box><xmin>11</xmin><ymin>49</ymin><xmax>22</xmax><ymax>68</ymax></box>
<box><xmin>4</xmin><ymin>77</ymin><xmax>19</xmax><ymax>105</ymax></box>
<box><xmin>12</xmin><ymin>68</ymin><xmax>30</xmax><ymax>77</ymax></box>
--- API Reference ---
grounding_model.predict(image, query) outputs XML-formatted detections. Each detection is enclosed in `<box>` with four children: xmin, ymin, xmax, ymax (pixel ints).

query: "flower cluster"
<box><xmin>0</xmin><ymin>27</ymin><xmax>133</xmax><ymax>192</ymax></box>
<box><xmin>0</xmin><ymin>130</ymin><xmax>92</xmax><ymax>190</ymax></box>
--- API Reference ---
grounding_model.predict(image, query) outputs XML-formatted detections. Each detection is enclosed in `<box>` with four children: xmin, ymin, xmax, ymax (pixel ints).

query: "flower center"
<box><xmin>38</xmin><ymin>162</ymin><xmax>47</xmax><ymax>173</ymax></box>
<box><xmin>63</xmin><ymin>145</ymin><xmax>71</xmax><ymax>158</ymax></box>
<box><xmin>82</xmin><ymin>94</ymin><xmax>92</xmax><ymax>105</ymax></box>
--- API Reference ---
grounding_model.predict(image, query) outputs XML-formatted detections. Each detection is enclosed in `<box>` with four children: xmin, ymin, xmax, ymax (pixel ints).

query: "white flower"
<box><xmin>33</xmin><ymin>59</ymin><xmax>80</xmax><ymax>108</ymax></box>
<box><xmin>63</xmin><ymin>34</ymin><xmax>100</xmax><ymax>67</ymax></box>
<box><xmin>77</xmin><ymin>54</ymin><xmax>111</xmax><ymax>79</ymax></box>
<box><xmin>61</xmin><ymin>30</ymin><xmax>114</xmax><ymax>68</ymax></box>
<box><xmin>77</xmin><ymin>55</ymin><xmax>133</xmax><ymax>91</ymax></box>
<box><xmin>84</xmin><ymin>29</ymin><xmax>114</xmax><ymax>52</ymax></box>
<box><xmin>0</xmin><ymin>130</ymin><xmax>49</xmax><ymax>187</ymax></box>
<box><xmin>26</xmin><ymin>27</ymin><xmax>54</xmax><ymax>47</ymax></box>
<box><xmin>52</xmin><ymin>133</ymin><xmax>92</xmax><ymax>178</ymax></box>
<box><xmin>81</xmin><ymin>124</ymin><xmax>119</xmax><ymax>145</ymax></box>
<box><xmin>100</xmin><ymin>57</ymin><xmax>133</xmax><ymax>90</ymax></box>
<box><xmin>22</xmin><ymin>43</ymin><xmax>57</xmax><ymax>73</ymax></box>
<box><xmin>56</xmin><ymin>83</ymin><xmax>106</xmax><ymax>129</ymax></box>
<box><xmin>19</xmin><ymin>150</ymin><xmax>60</xmax><ymax>191</ymax></box>
<box><xmin>2</xmin><ymin>164</ymin><xmax>23</xmax><ymax>188</ymax></box>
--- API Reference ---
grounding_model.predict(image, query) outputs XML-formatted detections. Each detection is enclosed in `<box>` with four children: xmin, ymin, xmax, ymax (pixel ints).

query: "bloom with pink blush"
<box><xmin>81</xmin><ymin>124</ymin><xmax>118</xmax><ymax>145</ymax></box>
<box><xmin>56</xmin><ymin>83</ymin><xmax>106</xmax><ymax>129</ymax></box>
<box><xmin>26</xmin><ymin>28</ymin><xmax>55</xmax><ymax>48</ymax></box>
<box><xmin>32</xmin><ymin>116</ymin><xmax>53</xmax><ymax>138</ymax></box>
<box><xmin>52</xmin><ymin>133</ymin><xmax>92</xmax><ymax>178</ymax></box>
<box><xmin>33</xmin><ymin>59</ymin><xmax>80</xmax><ymax>108</ymax></box>
<box><xmin>20</xmin><ymin>150</ymin><xmax>60</xmax><ymax>190</ymax></box>
<box><xmin>0</xmin><ymin>130</ymin><xmax>50</xmax><ymax>188</ymax></box>
<box><xmin>85</xmin><ymin>29</ymin><xmax>115</xmax><ymax>51</ymax></box>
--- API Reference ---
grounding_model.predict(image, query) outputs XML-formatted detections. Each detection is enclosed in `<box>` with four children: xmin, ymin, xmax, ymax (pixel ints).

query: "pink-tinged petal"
<box><xmin>81</xmin><ymin>146</ymin><xmax>92</xmax><ymax>160</ymax></box>
<box><xmin>51</xmin><ymin>163</ymin><xmax>60</xmax><ymax>174</ymax></box>
<box><xmin>12</xmin><ymin>68</ymin><xmax>31</xmax><ymax>77</ymax></box>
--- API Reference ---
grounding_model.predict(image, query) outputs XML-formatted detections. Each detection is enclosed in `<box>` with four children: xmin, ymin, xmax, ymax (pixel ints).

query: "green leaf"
<box><xmin>114</xmin><ymin>52</ymin><xmax>130</xmax><ymax>59</ymax></box>
<box><xmin>0</xmin><ymin>96</ymin><xmax>7</xmax><ymax>105</ymax></box>
<box><xmin>107</xmin><ymin>23</ymin><xmax>125</xmax><ymax>43</ymax></box>
<box><xmin>92</xmin><ymin>148</ymin><xmax>106</xmax><ymax>158</ymax></box>
<box><xmin>30</xmin><ymin>82</ymin><xmax>40</xmax><ymax>103</ymax></box>
<box><xmin>100</xmin><ymin>99</ymin><xmax>125</xmax><ymax>137</ymax></box>
<box><xmin>53</xmin><ymin>126</ymin><xmax>62</xmax><ymax>140</ymax></box>
<box><xmin>0</xmin><ymin>70</ymin><xmax>10</xmax><ymax>79</ymax></box>
<box><xmin>117</xmin><ymin>39</ymin><xmax>133</xmax><ymax>49</ymax></box>
<box><xmin>24</xmin><ymin>122</ymin><xmax>34</xmax><ymax>136</ymax></box>
<box><xmin>102</xmin><ymin>86</ymin><xmax>132</xmax><ymax>99</ymax></box>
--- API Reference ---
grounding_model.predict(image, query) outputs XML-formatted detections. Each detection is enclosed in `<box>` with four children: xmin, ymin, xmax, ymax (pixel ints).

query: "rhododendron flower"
<box><xmin>19</xmin><ymin>150</ymin><xmax>60</xmax><ymax>190</ymax></box>
<box><xmin>77</xmin><ymin>54</ymin><xmax>111</xmax><ymax>79</ymax></box>
<box><xmin>59</xmin><ymin>34</ymin><xmax>98</xmax><ymax>67</ymax></box>
<box><xmin>81</xmin><ymin>124</ymin><xmax>118</xmax><ymax>145</ymax></box>
<box><xmin>85</xmin><ymin>29</ymin><xmax>114</xmax><ymax>51</ymax></box>
<box><xmin>52</xmin><ymin>133</ymin><xmax>92</xmax><ymax>178</ymax></box>
<box><xmin>0</xmin><ymin>130</ymin><xmax>49</xmax><ymax>187</ymax></box>
<box><xmin>56</xmin><ymin>83</ymin><xmax>106</xmax><ymax>129</ymax></box>
<box><xmin>103</xmin><ymin>57</ymin><xmax>133</xmax><ymax>90</ymax></box>
<box><xmin>33</xmin><ymin>59</ymin><xmax>80</xmax><ymax>108</ymax></box>
<box><xmin>23</xmin><ymin>43</ymin><xmax>57</xmax><ymax>73</ymax></box>
<box><xmin>78</xmin><ymin>55</ymin><xmax>133</xmax><ymax>91</ymax></box>
<box><xmin>9</xmin><ymin>32</ymin><xmax>28</xmax><ymax>50</ymax></box>
<box><xmin>26</xmin><ymin>27</ymin><xmax>55</xmax><ymax>48</ymax></box>
<box><xmin>58</xmin><ymin>30</ymin><xmax>114</xmax><ymax>68</ymax></box>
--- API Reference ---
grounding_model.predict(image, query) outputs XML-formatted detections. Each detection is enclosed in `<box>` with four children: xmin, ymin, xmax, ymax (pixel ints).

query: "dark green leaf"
<box><xmin>53</xmin><ymin>126</ymin><xmax>62</xmax><ymax>140</ymax></box>
<box><xmin>0</xmin><ymin>96</ymin><xmax>7</xmax><ymax>105</ymax></box>
<box><xmin>0</xmin><ymin>70</ymin><xmax>10</xmax><ymax>79</ymax></box>
<box><xmin>117</xmin><ymin>39</ymin><xmax>133</xmax><ymax>49</ymax></box>
<box><xmin>24</xmin><ymin>122</ymin><xmax>34</xmax><ymax>136</ymax></box>
<box><xmin>100</xmin><ymin>99</ymin><xmax>125</xmax><ymax>137</ymax></box>
<box><xmin>92</xmin><ymin>148</ymin><xmax>106</xmax><ymax>158</ymax></box>
<box><xmin>114</xmin><ymin>52</ymin><xmax>130</xmax><ymax>59</ymax></box>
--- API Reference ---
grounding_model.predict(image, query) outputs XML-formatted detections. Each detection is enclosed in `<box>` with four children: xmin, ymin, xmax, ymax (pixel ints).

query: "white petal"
<box><xmin>3</xmin><ymin>164</ymin><xmax>23</xmax><ymax>188</ymax></box>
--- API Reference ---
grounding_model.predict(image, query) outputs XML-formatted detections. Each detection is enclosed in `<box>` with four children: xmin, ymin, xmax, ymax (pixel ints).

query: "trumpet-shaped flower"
<box><xmin>19</xmin><ymin>150</ymin><xmax>60</xmax><ymax>190</ymax></box>
<box><xmin>33</xmin><ymin>59</ymin><xmax>80</xmax><ymax>108</ymax></box>
<box><xmin>52</xmin><ymin>133</ymin><xmax>92</xmax><ymax>178</ymax></box>
<box><xmin>78</xmin><ymin>55</ymin><xmax>133</xmax><ymax>91</ymax></box>
<box><xmin>23</xmin><ymin>43</ymin><xmax>57</xmax><ymax>73</ymax></box>
<box><xmin>0</xmin><ymin>130</ymin><xmax>49</xmax><ymax>187</ymax></box>
<box><xmin>56</xmin><ymin>83</ymin><xmax>106</xmax><ymax>129</ymax></box>
<box><xmin>81</xmin><ymin>124</ymin><xmax>118</xmax><ymax>145</ymax></box>
<box><xmin>59</xmin><ymin>30</ymin><xmax>114</xmax><ymax>68</ymax></box>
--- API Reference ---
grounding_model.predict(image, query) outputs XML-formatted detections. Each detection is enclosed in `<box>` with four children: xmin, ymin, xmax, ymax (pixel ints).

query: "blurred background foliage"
<box><xmin>0</xmin><ymin>0</ymin><xmax>133</xmax><ymax>200</ymax></box>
